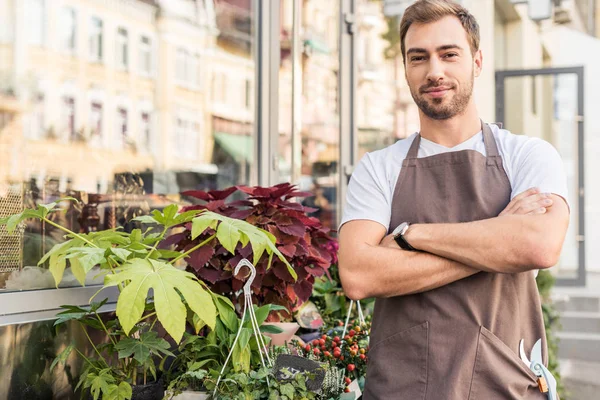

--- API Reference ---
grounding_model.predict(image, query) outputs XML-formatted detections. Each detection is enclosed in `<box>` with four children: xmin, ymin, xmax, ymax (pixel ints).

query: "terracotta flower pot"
<box><xmin>263</xmin><ymin>322</ymin><xmax>300</xmax><ymax>346</ymax></box>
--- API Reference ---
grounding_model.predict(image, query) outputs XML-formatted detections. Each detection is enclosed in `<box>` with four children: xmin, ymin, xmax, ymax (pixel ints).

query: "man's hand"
<box><xmin>499</xmin><ymin>187</ymin><xmax>553</xmax><ymax>216</ymax></box>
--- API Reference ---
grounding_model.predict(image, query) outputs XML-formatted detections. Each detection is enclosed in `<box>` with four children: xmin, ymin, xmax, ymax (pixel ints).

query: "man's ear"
<box><xmin>474</xmin><ymin>49</ymin><xmax>483</xmax><ymax>78</ymax></box>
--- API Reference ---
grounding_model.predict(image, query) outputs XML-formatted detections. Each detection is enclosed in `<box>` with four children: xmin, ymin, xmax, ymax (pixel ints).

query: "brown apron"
<box><xmin>363</xmin><ymin>122</ymin><xmax>548</xmax><ymax>399</ymax></box>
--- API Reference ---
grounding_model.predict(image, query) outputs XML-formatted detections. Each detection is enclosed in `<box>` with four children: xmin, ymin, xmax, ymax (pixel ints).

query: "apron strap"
<box><xmin>406</xmin><ymin>133</ymin><xmax>421</xmax><ymax>160</ymax></box>
<box><xmin>407</xmin><ymin>121</ymin><xmax>501</xmax><ymax>166</ymax></box>
<box><xmin>482</xmin><ymin>120</ymin><xmax>502</xmax><ymax>165</ymax></box>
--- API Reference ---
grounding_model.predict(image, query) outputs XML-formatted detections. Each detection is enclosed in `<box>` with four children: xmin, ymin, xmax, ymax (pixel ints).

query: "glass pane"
<box><xmin>504</xmin><ymin>74</ymin><xmax>581</xmax><ymax>278</ymax></box>
<box><xmin>298</xmin><ymin>0</ymin><xmax>340</xmax><ymax>231</ymax></box>
<box><xmin>0</xmin><ymin>0</ymin><xmax>256</xmax><ymax>292</ymax></box>
<box><xmin>278</xmin><ymin>0</ymin><xmax>294</xmax><ymax>185</ymax></box>
<box><xmin>355</xmin><ymin>0</ymin><xmax>420</xmax><ymax>159</ymax></box>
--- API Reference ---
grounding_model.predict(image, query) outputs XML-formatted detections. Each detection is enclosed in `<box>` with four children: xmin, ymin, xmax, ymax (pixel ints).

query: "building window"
<box><xmin>89</xmin><ymin>17</ymin><xmax>103</xmax><ymax>62</ymax></box>
<box><xmin>63</xmin><ymin>97</ymin><xmax>75</xmax><ymax>140</ymax></box>
<box><xmin>117</xmin><ymin>108</ymin><xmax>128</xmax><ymax>146</ymax></box>
<box><xmin>29</xmin><ymin>93</ymin><xmax>45</xmax><ymax>139</ymax></box>
<box><xmin>139</xmin><ymin>36</ymin><xmax>152</xmax><ymax>75</ymax></box>
<box><xmin>27</xmin><ymin>0</ymin><xmax>45</xmax><ymax>46</ymax></box>
<box><xmin>116</xmin><ymin>27</ymin><xmax>128</xmax><ymax>70</ymax></box>
<box><xmin>175</xmin><ymin>49</ymin><xmax>200</xmax><ymax>88</ymax></box>
<box><xmin>189</xmin><ymin>54</ymin><xmax>200</xmax><ymax>87</ymax></box>
<box><xmin>175</xmin><ymin>115</ymin><xmax>198</xmax><ymax>160</ymax></box>
<box><xmin>60</xmin><ymin>7</ymin><xmax>76</xmax><ymax>52</ymax></box>
<box><xmin>141</xmin><ymin>112</ymin><xmax>151</xmax><ymax>152</ymax></box>
<box><xmin>176</xmin><ymin>48</ymin><xmax>188</xmax><ymax>83</ymax></box>
<box><xmin>90</xmin><ymin>102</ymin><xmax>102</xmax><ymax>137</ymax></box>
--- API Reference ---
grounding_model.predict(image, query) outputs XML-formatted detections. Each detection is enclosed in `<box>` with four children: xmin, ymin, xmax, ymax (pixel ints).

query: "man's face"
<box><xmin>404</xmin><ymin>15</ymin><xmax>482</xmax><ymax>120</ymax></box>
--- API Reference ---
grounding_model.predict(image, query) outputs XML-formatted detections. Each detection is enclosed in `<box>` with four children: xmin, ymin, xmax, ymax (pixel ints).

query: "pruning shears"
<box><xmin>519</xmin><ymin>338</ymin><xmax>558</xmax><ymax>400</ymax></box>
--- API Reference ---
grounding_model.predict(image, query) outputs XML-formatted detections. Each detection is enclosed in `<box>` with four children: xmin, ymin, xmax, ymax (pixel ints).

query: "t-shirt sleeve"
<box><xmin>510</xmin><ymin>138</ymin><xmax>569</xmax><ymax>207</ymax></box>
<box><xmin>339</xmin><ymin>153</ymin><xmax>391</xmax><ymax>231</ymax></box>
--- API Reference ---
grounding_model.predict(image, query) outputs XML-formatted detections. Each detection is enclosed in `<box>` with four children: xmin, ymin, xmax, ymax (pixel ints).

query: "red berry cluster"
<box><xmin>298</xmin><ymin>321</ymin><xmax>370</xmax><ymax>391</ymax></box>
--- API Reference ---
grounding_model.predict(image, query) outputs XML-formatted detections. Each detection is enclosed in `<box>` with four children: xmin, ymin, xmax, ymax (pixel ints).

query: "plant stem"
<box><xmin>95</xmin><ymin>312</ymin><xmax>118</xmax><ymax>347</ymax></box>
<box><xmin>74</xmin><ymin>348</ymin><xmax>94</xmax><ymax>366</ymax></box>
<box><xmin>43</xmin><ymin>218</ymin><xmax>97</xmax><ymax>248</ymax></box>
<box><xmin>139</xmin><ymin>312</ymin><xmax>156</xmax><ymax>323</ymax></box>
<box><xmin>144</xmin><ymin>227</ymin><xmax>168</xmax><ymax>260</ymax></box>
<box><xmin>80</xmin><ymin>323</ymin><xmax>109</xmax><ymax>368</ymax></box>
<box><xmin>170</xmin><ymin>234</ymin><xmax>216</xmax><ymax>265</ymax></box>
<box><xmin>149</xmin><ymin>315</ymin><xmax>159</xmax><ymax>332</ymax></box>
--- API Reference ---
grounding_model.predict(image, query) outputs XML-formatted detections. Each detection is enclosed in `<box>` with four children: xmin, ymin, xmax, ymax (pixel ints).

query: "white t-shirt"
<box><xmin>340</xmin><ymin>124</ymin><xmax>569</xmax><ymax>232</ymax></box>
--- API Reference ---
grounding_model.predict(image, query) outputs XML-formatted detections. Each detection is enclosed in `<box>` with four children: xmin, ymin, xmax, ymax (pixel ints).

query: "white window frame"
<box><xmin>140</xmin><ymin>111</ymin><xmax>152</xmax><ymax>154</ymax></box>
<box><xmin>116</xmin><ymin>27</ymin><xmax>129</xmax><ymax>70</ymax></box>
<box><xmin>89</xmin><ymin>102</ymin><xmax>103</xmax><ymax>138</ymax></box>
<box><xmin>188</xmin><ymin>54</ymin><xmax>200</xmax><ymax>89</ymax></box>
<box><xmin>60</xmin><ymin>7</ymin><xmax>76</xmax><ymax>54</ymax></box>
<box><xmin>176</xmin><ymin>48</ymin><xmax>188</xmax><ymax>85</ymax></box>
<box><xmin>26</xmin><ymin>0</ymin><xmax>45</xmax><ymax>46</ymax></box>
<box><xmin>174</xmin><ymin>111</ymin><xmax>198</xmax><ymax>160</ymax></box>
<box><xmin>89</xmin><ymin>17</ymin><xmax>103</xmax><ymax>63</ymax></box>
<box><xmin>139</xmin><ymin>35</ymin><xmax>153</xmax><ymax>76</ymax></box>
<box><xmin>116</xmin><ymin>107</ymin><xmax>129</xmax><ymax>148</ymax></box>
<box><xmin>63</xmin><ymin>96</ymin><xmax>76</xmax><ymax>140</ymax></box>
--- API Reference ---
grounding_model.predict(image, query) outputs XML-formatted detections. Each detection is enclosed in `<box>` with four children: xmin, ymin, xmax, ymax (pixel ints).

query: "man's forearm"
<box><xmin>405</xmin><ymin>213</ymin><xmax>565</xmax><ymax>273</ymax></box>
<box><xmin>339</xmin><ymin>244</ymin><xmax>479</xmax><ymax>299</ymax></box>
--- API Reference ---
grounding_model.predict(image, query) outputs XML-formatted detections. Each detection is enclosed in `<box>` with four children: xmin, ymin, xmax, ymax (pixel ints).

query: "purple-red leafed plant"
<box><xmin>165</xmin><ymin>183</ymin><xmax>337</xmax><ymax>321</ymax></box>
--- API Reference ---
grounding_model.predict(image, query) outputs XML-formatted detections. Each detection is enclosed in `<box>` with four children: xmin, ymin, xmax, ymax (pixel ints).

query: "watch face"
<box><xmin>392</xmin><ymin>222</ymin><xmax>408</xmax><ymax>236</ymax></box>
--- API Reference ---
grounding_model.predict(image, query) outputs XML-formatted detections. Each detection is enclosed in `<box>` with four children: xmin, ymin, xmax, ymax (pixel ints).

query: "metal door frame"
<box><xmin>496</xmin><ymin>66</ymin><xmax>585</xmax><ymax>287</ymax></box>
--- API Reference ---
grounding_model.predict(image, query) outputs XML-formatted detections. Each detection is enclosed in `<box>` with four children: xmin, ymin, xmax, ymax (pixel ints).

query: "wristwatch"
<box><xmin>392</xmin><ymin>222</ymin><xmax>416</xmax><ymax>251</ymax></box>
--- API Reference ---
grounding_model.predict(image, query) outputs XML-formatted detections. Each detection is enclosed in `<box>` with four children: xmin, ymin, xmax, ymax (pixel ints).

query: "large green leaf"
<box><xmin>104</xmin><ymin>382</ymin><xmax>132</xmax><ymax>400</ymax></box>
<box><xmin>67</xmin><ymin>247</ymin><xmax>106</xmax><ymax>280</ymax></box>
<box><xmin>193</xmin><ymin>211</ymin><xmax>296</xmax><ymax>279</ymax></box>
<box><xmin>70</xmin><ymin>258</ymin><xmax>87</xmax><ymax>286</ymax></box>
<box><xmin>214</xmin><ymin>297</ymin><xmax>238</xmax><ymax>333</ymax></box>
<box><xmin>49</xmin><ymin>255</ymin><xmax>67</xmax><ymax>287</ymax></box>
<box><xmin>191</xmin><ymin>213</ymin><xmax>218</xmax><ymax>240</ymax></box>
<box><xmin>85</xmin><ymin>369</ymin><xmax>115</xmax><ymax>400</ymax></box>
<box><xmin>104</xmin><ymin>259</ymin><xmax>216</xmax><ymax>343</ymax></box>
<box><xmin>115</xmin><ymin>331</ymin><xmax>173</xmax><ymax>363</ymax></box>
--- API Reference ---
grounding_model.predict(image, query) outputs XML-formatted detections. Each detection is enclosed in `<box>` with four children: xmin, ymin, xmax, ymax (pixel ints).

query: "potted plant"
<box><xmin>195</xmin><ymin>342</ymin><xmax>350</xmax><ymax>400</ymax></box>
<box><xmin>165</xmin><ymin>299</ymin><xmax>287</xmax><ymax>399</ymax></box>
<box><xmin>0</xmin><ymin>199</ymin><xmax>291</xmax><ymax>400</ymax></box>
<box><xmin>168</xmin><ymin>183</ymin><xmax>337</xmax><ymax>325</ymax></box>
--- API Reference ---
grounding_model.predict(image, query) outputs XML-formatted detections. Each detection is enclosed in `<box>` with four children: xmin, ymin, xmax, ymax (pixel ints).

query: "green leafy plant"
<box><xmin>536</xmin><ymin>269</ymin><xmax>565</xmax><ymax>398</ymax></box>
<box><xmin>165</xmin><ymin>298</ymin><xmax>287</xmax><ymax>395</ymax></box>
<box><xmin>1</xmin><ymin>199</ymin><xmax>291</xmax><ymax>399</ymax></box>
<box><xmin>168</xmin><ymin>184</ymin><xmax>337</xmax><ymax>321</ymax></box>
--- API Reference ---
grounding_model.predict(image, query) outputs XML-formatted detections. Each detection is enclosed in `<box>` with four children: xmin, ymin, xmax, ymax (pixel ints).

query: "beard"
<box><xmin>409</xmin><ymin>70</ymin><xmax>474</xmax><ymax>120</ymax></box>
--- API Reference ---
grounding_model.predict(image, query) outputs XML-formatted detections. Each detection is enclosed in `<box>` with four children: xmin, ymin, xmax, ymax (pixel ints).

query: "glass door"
<box><xmin>496</xmin><ymin>67</ymin><xmax>585</xmax><ymax>287</ymax></box>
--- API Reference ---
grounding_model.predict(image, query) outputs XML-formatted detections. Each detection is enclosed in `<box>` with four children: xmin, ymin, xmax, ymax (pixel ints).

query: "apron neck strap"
<box><xmin>482</xmin><ymin>120</ymin><xmax>500</xmax><ymax>158</ymax></box>
<box><xmin>406</xmin><ymin>120</ymin><xmax>500</xmax><ymax>160</ymax></box>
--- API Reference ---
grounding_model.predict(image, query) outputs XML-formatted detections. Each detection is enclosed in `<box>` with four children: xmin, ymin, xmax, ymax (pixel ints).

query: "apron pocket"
<box><xmin>365</xmin><ymin>321</ymin><xmax>429</xmax><ymax>400</ymax></box>
<box><xmin>468</xmin><ymin>326</ymin><xmax>546</xmax><ymax>400</ymax></box>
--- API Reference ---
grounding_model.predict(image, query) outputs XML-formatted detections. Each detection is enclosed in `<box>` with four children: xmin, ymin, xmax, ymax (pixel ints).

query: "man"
<box><xmin>338</xmin><ymin>0</ymin><xmax>570</xmax><ymax>399</ymax></box>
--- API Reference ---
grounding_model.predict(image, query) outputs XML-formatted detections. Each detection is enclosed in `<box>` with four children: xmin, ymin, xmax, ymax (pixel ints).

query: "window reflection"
<box><xmin>0</xmin><ymin>0</ymin><xmax>255</xmax><ymax>292</ymax></box>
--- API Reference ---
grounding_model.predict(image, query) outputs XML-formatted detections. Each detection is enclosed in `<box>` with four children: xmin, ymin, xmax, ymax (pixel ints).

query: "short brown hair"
<box><xmin>399</xmin><ymin>0</ymin><xmax>480</xmax><ymax>63</ymax></box>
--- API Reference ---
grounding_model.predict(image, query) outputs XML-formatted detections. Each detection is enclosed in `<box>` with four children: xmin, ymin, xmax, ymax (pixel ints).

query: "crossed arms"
<box><xmin>338</xmin><ymin>188</ymin><xmax>570</xmax><ymax>300</ymax></box>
